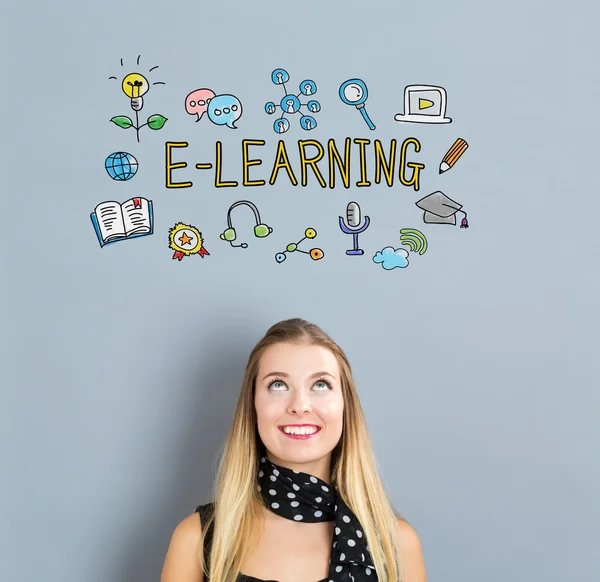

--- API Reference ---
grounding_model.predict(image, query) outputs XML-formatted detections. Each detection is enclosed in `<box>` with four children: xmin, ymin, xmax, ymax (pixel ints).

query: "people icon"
<box><xmin>266</xmin><ymin>69</ymin><xmax>320</xmax><ymax>133</ymax></box>
<box><xmin>274</xmin><ymin>118</ymin><xmax>290</xmax><ymax>134</ymax></box>
<box><xmin>300</xmin><ymin>115</ymin><xmax>316</xmax><ymax>130</ymax></box>
<box><xmin>307</xmin><ymin>100</ymin><xmax>321</xmax><ymax>113</ymax></box>
<box><xmin>280</xmin><ymin>94</ymin><xmax>300</xmax><ymax>114</ymax></box>
<box><xmin>271</xmin><ymin>68</ymin><xmax>290</xmax><ymax>85</ymax></box>
<box><xmin>299</xmin><ymin>80</ymin><xmax>317</xmax><ymax>96</ymax></box>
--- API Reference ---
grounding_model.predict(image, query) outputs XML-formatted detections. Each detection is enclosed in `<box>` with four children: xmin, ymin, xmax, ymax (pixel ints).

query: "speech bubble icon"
<box><xmin>207</xmin><ymin>94</ymin><xmax>243</xmax><ymax>129</ymax></box>
<box><xmin>185</xmin><ymin>88</ymin><xmax>216</xmax><ymax>121</ymax></box>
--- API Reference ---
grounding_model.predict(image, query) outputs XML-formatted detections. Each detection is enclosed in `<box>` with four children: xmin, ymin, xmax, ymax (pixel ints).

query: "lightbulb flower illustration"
<box><xmin>109</xmin><ymin>56</ymin><xmax>167</xmax><ymax>142</ymax></box>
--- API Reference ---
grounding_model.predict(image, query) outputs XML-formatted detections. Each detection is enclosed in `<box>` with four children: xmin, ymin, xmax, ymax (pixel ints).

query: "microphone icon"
<box><xmin>339</xmin><ymin>201</ymin><xmax>370</xmax><ymax>255</ymax></box>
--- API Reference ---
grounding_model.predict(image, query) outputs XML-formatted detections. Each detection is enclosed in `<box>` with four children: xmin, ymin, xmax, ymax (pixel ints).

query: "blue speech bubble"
<box><xmin>207</xmin><ymin>94</ymin><xmax>243</xmax><ymax>129</ymax></box>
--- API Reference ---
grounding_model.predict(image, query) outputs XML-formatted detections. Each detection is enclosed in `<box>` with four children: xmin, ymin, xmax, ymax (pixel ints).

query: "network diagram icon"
<box><xmin>265</xmin><ymin>68</ymin><xmax>321</xmax><ymax>133</ymax></box>
<box><xmin>275</xmin><ymin>228</ymin><xmax>324</xmax><ymax>263</ymax></box>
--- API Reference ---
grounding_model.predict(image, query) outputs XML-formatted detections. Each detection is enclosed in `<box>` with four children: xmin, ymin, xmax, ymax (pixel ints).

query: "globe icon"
<box><xmin>105</xmin><ymin>152</ymin><xmax>138</xmax><ymax>181</ymax></box>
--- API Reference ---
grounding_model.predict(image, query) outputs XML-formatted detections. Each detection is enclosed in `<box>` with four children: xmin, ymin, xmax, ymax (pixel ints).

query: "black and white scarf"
<box><xmin>257</xmin><ymin>456</ymin><xmax>377</xmax><ymax>582</ymax></box>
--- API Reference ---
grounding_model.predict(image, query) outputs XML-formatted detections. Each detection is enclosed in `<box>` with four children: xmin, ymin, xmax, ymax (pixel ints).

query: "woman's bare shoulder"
<box><xmin>396</xmin><ymin>518</ymin><xmax>427</xmax><ymax>582</ymax></box>
<box><xmin>160</xmin><ymin>511</ymin><xmax>203</xmax><ymax>582</ymax></box>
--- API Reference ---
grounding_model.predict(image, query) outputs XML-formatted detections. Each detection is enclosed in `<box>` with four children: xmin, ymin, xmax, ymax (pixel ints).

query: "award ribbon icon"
<box><xmin>168</xmin><ymin>222</ymin><xmax>210</xmax><ymax>260</ymax></box>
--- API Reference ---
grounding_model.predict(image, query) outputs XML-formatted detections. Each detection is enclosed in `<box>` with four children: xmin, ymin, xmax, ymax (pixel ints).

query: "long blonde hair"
<box><xmin>197</xmin><ymin>318</ymin><xmax>407</xmax><ymax>582</ymax></box>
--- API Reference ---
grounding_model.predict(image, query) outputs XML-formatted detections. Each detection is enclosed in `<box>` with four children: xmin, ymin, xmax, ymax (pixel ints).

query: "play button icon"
<box><xmin>418</xmin><ymin>98</ymin><xmax>435</xmax><ymax>110</ymax></box>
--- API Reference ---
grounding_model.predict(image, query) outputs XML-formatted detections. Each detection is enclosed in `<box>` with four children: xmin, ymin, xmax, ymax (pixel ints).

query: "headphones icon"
<box><xmin>220</xmin><ymin>200</ymin><xmax>273</xmax><ymax>248</ymax></box>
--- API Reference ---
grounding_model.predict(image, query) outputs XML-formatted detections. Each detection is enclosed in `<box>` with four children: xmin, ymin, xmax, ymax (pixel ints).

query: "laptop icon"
<box><xmin>394</xmin><ymin>85</ymin><xmax>452</xmax><ymax>124</ymax></box>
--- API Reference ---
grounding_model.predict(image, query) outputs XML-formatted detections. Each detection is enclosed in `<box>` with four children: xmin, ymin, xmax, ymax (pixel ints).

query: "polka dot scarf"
<box><xmin>257</xmin><ymin>456</ymin><xmax>377</xmax><ymax>582</ymax></box>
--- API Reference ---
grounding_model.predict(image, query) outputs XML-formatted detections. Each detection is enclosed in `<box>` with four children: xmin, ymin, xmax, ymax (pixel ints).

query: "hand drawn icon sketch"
<box><xmin>208</xmin><ymin>94</ymin><xmax>243</xmax><ymax>129</ymax></box>
<box><xmin>91</xmin><ymin>197</ymin><xmax>153</xmax><ymax>247</ymax></box>
<box><xmin>399</xmin><ymin>228</ymin><xmax>428</xmax><ymax>255</ymax></box>
<box><xmin>394</xmin><ymin>85</ymin><xmax>452</xmax><ymax>124</ymax></box>
<box><xmin>168</xmin><ymin>222</ymin><xmax>209</xmax><ymax>260</ymax></box>
<box><xmin>275</xmin><ymin>228</ymin><xmax>324</xmax><ymax>263</ymax></box>
<box><xmin>185</xmin><ymin>88</ymin><xmax>216</xmax><ymax>122</ymax></box>
<box><xmin>338</xmin><ymin>78</ymin><xmax>375</xmax><ymax>130</ymax></box>
<box><xmin>439</xmin><ymin>138</ymin><xmax>468</xmax><ymax>174</ymax></box>
<box><xmin>415</xmin><ymin>191</ymin><xmax>468</xmax><ymax>227</ymax></box>
<box><xmin>186</xmin><ymin>89</ymin><xmax>243</xmax><ymax>128</ymax></box>
<box><xmin>220</xmin><ymin>200</ymin><xmax>273</xmax><ymax>248</ymax></box>
<box><xmin>265</xmin><ymin>68</ymin><xmax>320</xmax><ymax>133</ymax></box>
<box><xmin>339</xmin><ymin>201</ymin><xmax>370</xmax><ymax>255</ymax></box>
<box><xmin>109</xmin><ymin>55</ymin><xmax>167</xmax><ymax>142</ymax></box>
<box><xmin>373</xmin><ymin>247</ymin><xmax>409</xmax><ymax>270</ymax></box>
<box><xmin>105</xmin><ymin>151</ymin><xmax>138</xmax><ymax>181</ymax></box>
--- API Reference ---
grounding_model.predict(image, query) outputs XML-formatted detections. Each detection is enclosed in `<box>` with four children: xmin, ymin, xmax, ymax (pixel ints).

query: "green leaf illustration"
<box><xmin>147</xmin><ymin>114</ymin><xmax>168</xmax><ymax>130</ymax></box>
<box><xmin>110</xmin><ymin>116</ymin><xmax>133</xmax><ymax>129</ymax></box>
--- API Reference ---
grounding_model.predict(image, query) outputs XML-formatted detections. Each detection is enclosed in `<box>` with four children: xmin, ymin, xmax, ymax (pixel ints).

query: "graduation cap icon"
<box><xmin>415</xmin><ymin>191</ymin><xmax>469</xmax><ymax>228</ymax></box>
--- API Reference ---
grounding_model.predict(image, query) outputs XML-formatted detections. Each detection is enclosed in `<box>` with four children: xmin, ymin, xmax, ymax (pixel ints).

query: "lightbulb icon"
<box><xmin>109</xmin><ymin>56</ymin><xmax>167</xmax><ymax>143</ymax></box>
<box><xmin>122</xmin><ymin>73</ymin><xmax>149</xmax><ymax>111</ymax></box>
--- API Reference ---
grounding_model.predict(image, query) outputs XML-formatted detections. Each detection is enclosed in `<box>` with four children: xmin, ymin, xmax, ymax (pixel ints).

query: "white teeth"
<box><xmin>282</xmin><ymin>426</ymin><xmax>318</xmax><ymax>435</ymax></box>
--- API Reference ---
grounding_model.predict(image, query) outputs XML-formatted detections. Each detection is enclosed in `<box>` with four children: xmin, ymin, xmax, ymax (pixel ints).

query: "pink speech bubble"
<box><xmin>185</xmin><ymin>88</ymin><xmax>216</xmax><ymax>121</ymax></box>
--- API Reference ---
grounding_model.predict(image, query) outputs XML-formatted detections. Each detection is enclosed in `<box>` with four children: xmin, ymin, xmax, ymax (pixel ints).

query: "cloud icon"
<box><xmin>373</xmin><ymin>247</ymin><xmax>409</xmax><ymax>270</ymax></box>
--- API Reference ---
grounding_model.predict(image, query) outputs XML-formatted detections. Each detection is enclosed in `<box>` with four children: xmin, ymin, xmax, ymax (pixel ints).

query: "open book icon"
<box><xmin>91</xmin><ymin>197</ymin><xmax>154</xmax><ymax>247</ymax></box>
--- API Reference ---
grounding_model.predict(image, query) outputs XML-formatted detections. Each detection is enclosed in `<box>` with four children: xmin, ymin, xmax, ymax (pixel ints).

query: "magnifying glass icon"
<box><xmin>339</xmin><ymin>78</ymin><xmax>375</xmax><ymax>130</ymax></box>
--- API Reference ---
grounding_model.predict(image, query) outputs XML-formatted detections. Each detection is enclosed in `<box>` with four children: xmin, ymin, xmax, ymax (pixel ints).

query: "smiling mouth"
<box><xmin>278</xmin><ymin>426</ymin><xmax>322</xmax><ymax>437</ymax></box>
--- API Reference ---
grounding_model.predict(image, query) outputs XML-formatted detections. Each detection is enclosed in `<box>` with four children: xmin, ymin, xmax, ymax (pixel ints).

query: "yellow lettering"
<box><xmin>165</xmin><ymin>142</ymin><xmax>192</xmax><ymax>188</ymax></box>
<box><xmin>298</xmin><ymin>140</ymin><xmax>326</xmax><ymax>188</ymax></box>
<box><xmin>327</xmin><ymin>138</ymin><xmax>351</xmax><ymax>189</ymax></box>
<box><xmin>353</xmin><ymin>138</ymin><xmax>371</xmax><ymax>187</ymax></box>
<box><xmin>374</xmin><ymin>139</ymin><xmax>396</xmax><ymax>186</ymax></box>
<box><xmin>269</xmin><ymin>140</ymin><xmax>298</xmax><ymax>186</ymax></box>
<box><xmin>242</xmin><ymin>139</ymin><xmax>266</xmax><ymax>187</ymax></box>
<box><xmin>399</xmin><ymin>138</ymin><xmax>425</xmax><ymax>191</ymax></box>
<box><xmin>215</xmin><ymin>141</ymin><xmax>238</xmax><ymax>187</ymax></box>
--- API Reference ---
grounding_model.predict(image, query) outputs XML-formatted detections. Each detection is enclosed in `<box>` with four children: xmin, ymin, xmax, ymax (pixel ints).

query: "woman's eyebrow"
<box><xmin>261</xmin><ymin>371</ymin><xmax>336</xmax><ymax>381</ymax></box>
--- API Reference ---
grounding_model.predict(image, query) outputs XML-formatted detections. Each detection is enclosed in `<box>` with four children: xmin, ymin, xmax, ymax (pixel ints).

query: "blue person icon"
<box><xmin>307</xmin><ymin>100</ymin><xmax>321</xmax><ymax>113</ymax></box>
<box><xmin>339</xmin><ymin>78</ymin><xmax>375</xmax><ymax>130</ymax></box>
<box><xmin>299</xmin><ymin>80</ymin><xmax>317</xmax><ymax>96</ymax></box>
<box><xmin>280</xmin><ymin>94</ymin><xmax>301</xmax><ymax>114</ymax></box>
<box><xmin>265</xmin><ymin>102</ymin><xmax>276</xmax><ymax>114</ymax></box>
<box><xmin>273</xmin><ymin>117</ymin><xmax>290</xmax><ymax>134</ymax></box>
<box><xmin>300</xmin><ymin>115</ymin><xmax>317</xmax><ymax>130</ymax></box>
<box><xmin>271</xmin><ymin>68</ymin><xmax>290</xmax><ymax>85</ymax></box>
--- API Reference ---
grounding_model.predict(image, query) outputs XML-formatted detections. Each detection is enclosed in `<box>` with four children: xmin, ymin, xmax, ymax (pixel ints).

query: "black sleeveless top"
<box><xmin>194</xmin><ymin>502</ymin><xmax>328</xmax><ymax>582</ymax></box>
<box><xmin>195</xmin><ymin>502</ymin><xmax>263</xmax><ymax>582</ymax></box>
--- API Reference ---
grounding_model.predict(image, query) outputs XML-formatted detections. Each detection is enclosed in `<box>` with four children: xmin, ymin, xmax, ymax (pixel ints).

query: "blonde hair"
<box><xmin>198</xmin><ymin>318</ymin><xmax>407</xmax><ymax>582</ymax></box>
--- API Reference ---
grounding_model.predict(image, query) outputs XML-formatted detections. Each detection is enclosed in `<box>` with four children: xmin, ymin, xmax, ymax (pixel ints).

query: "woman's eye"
<box><xmin>269</xmin><ymin>380</ymin><xmax>330</xmax><ymax>391</ymax></box>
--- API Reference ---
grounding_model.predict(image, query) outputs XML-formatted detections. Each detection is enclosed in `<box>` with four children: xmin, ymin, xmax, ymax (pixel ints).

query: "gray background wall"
<box><xmin>2</xmin><ymin>1</ymin><xmax>598</xmax><ymax>581</ymax></box>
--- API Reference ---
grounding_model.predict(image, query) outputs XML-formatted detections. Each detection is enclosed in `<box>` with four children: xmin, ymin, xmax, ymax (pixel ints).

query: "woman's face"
<box><xmin>254</xmin><ymin>342</ymin><xmax>344</xmax><ymax>481</ymax></box>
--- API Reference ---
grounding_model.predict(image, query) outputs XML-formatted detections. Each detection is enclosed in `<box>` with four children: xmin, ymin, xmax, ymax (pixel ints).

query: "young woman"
<box><xmin>161</xmin><ymin>318</ymin><xmax>427</xmax><ymax>582</ymax></box>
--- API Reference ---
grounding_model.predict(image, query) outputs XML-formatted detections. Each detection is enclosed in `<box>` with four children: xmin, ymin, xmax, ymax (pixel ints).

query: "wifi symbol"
<box><xmin>399</xmin><ymin>228</ymin><xmax>428</xmax><ymax>255</ymax></box>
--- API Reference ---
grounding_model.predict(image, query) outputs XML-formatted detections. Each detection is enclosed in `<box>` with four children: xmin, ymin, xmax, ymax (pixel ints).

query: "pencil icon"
<box><xmin>439</xmin><ymin>138</ymin><xmax>468</xmax><ymax>174</ymax></box>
